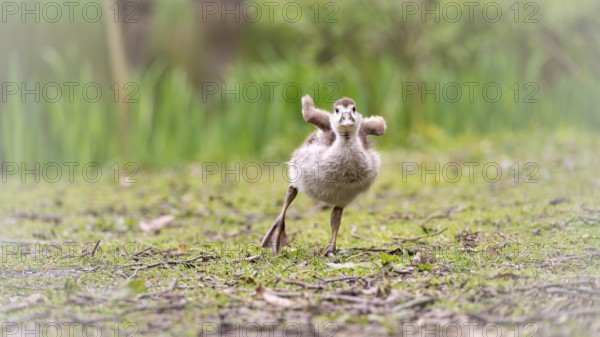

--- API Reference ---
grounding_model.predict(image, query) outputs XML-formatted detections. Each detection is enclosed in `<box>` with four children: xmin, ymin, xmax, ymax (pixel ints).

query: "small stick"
<box><xmin>165</xmin><ymin>278</ymin><xmax>178</xmax><ymax>292</ymax></box>
<box><xmin>392</xmin><ymin>228</ymin><xmax>448</xmax><ymax>243</ymax></box>
<box><xmin>91</xmin><ymin>240</ymin><xmax>101</xmax><ymax>257</ymax></box>
<box><xmin>283</xmin><ymin>280</ymin><xmax>324</xmax><ymax>290</ymax></box>
<box><xmin>391</xmin><ymin>297</ymin><xmax>436</xmax><ymax>312</ymax></box>
<box><xmin>417</xmin><ymin>206</ymin><xmax>461</xmax><ymax>226</ymax></box>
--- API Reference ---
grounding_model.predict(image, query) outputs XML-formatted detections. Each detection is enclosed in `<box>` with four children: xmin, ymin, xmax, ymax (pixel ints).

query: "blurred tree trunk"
<box><xmin>191</xmin><ymin>0</ymin><xmax>245</xmax><ymax>85</ymax></box>
<box><xmin>103</xmin><ymin>0</ymin><xmax>132</xmax><ymax>158</ymax></box>
<box><xmin>117</xmin><ymin>0</ymin><xmax>154</xmax><ymax>69</ymax></box>
<box><xmin>115</xmin><ymin>0</ymin><xmax>244</xmax><ymax>84</ymax></box>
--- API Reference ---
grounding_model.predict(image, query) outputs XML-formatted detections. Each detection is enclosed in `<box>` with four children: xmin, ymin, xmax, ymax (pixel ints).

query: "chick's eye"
<box><xmin>352</xmin><ymin>107</ymin><xmax>356</xmax><ymax>112</ymax></box>
<box><xmin>335</xmin><ymin>108</ymin><xmax>339</xmax><ymax>113</ymax></box>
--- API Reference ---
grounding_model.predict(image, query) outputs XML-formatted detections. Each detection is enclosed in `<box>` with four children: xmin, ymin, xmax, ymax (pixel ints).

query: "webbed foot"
<box><xmin>260</xmin><ymin>218</ymin><xmax>290</xmax><ymax>254</ymax></box>
<box><xmin>322</xmin><ymin>244</ymin><xmax>337</xmax><ymax>256</ymax></box>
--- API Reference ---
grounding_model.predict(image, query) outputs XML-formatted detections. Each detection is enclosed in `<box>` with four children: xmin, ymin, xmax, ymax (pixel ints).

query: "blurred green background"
<box><xmin>1</xmin><ymin>0</ymin><xmax>599</xmax><ymax>167</ymax></box>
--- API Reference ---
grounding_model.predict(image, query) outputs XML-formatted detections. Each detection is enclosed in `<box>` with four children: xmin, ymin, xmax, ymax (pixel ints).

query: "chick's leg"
<box><xmin>261</xmin><ymin>185</ymin><xmax>298</xmax><ymax>253</ymax></box>
<box><xmin>323</xmin><ymin>206</ymin><xmax>343</xmax><ymax>255</ymax></box>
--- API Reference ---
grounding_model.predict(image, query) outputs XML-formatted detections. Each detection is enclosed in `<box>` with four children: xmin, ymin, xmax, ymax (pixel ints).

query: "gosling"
<box><xmin>261</xmin><ymin>95</ymin><xmax>386</xmax><ymax>255</ymax></box>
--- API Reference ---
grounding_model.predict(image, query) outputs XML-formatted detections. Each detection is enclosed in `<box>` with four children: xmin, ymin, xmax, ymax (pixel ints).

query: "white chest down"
<box><xmin>292</xmin><ymin>142</ymin><xmax>381</xmax><ymax>207</ymax></box>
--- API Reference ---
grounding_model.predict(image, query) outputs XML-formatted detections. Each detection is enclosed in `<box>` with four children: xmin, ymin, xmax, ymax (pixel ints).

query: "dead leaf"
<box><xmin>139</xmin><ymin>215</ymin><xmax>175</xmax><ymax>232</ymax></box>
<box><xmin>0</xmin><ymin>293</ymin><xmax>44</xmax><ymax>314</ymax></box>
<box><xmin>121</xmin><ymin>176</ymin><xmax>137</xmax><ymax>187</ymax></box>
<box><xmin>326</xmin><ymin>262</ymin><xmax>374</xmax><ymax>270</ymax></box>
<box><xmin>256</xmin><ymin>285</ymin><xmax>295</xmax><ymax>308</ymax></box>
<box><xmin>296</xmin><ymin>260</ymin><xmax>309</xmax><ymax>269</ymax></box>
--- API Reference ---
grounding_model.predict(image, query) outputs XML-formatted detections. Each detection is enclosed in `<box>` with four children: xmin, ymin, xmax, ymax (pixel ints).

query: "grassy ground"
<box><xmin>1</xmin><ymin>133</ymin><xmax>599</xmax><ymax>337</ymax></box>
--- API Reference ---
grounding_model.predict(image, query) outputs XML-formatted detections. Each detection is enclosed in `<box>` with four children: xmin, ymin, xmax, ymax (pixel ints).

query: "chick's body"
<box><xmin>290</xmin><ymin>128</ymin><xmax>381</xmax><ymax>207</ymax></box>
<box><xmin>261</xmin><ymin>95</ymin><xmax>386</xmax><ymax>254</ymax></box>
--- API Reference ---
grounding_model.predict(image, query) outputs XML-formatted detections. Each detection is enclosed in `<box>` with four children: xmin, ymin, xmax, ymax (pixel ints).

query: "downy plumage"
<box><xmin>261</xmin><ymin>95</ymin><xmax>386</xmax><ymax>254</ymax></box>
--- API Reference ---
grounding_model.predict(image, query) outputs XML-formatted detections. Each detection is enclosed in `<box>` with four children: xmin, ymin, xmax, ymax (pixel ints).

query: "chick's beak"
<box><xmin>340</xmin><ymin>112</ymin><xmax>355</xmax><ymax>128</ymax></box>
<box><xmin>341</xmin><ymin>120</ymin><xmax>354</xmax><ymax>128</ymax></box>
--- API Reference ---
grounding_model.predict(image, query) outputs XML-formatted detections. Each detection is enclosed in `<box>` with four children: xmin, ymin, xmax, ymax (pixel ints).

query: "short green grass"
<box><xmin>1</xmin><ymin>133</ymin><xmax>599</xmax><ymax>336</ymax></box>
